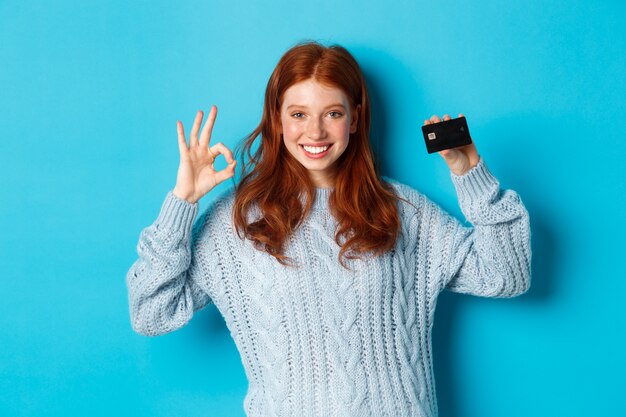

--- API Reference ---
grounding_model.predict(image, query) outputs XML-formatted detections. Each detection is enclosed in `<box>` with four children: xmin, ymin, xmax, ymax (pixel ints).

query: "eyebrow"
<box><xmin>287</xmin><ymin>103</ymin><xmax>346</xmax><ymax>110</ymax></box>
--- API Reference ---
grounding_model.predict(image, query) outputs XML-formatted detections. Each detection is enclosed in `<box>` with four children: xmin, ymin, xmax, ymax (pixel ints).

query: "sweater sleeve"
<box><xmin>125</xmin><ymin>190</ymin><xmax>216</xmax><ymax>337</ymax></box>
<box><xmin>436</xmin><ymin>156</ymin><xmax>532</xmax><ymax>297</ymax></box>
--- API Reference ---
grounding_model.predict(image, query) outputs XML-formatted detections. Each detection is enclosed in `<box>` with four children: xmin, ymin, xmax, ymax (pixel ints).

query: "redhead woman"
<box><xmin>126</xmin><ymin>40</ymin><xmax>532</xmax><ymax>417</ymax></box>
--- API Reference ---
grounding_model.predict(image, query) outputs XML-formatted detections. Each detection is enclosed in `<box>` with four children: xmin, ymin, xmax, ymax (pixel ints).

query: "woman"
<box><xmin>126</xmin><ymin>40</ymin><xmax>532</xmax><ymax>417</ymax></box>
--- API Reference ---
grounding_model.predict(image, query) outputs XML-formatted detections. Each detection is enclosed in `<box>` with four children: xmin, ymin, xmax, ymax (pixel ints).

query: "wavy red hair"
<box><xmin>232</xmin><ymin>40</ymin><xmax>402</xmax><ymax>269</ymax></box>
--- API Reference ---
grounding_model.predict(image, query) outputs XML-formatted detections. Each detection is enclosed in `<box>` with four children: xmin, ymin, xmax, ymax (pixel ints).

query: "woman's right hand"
<box><xmin>173</xmin><ymin>106</ymin><xmax>237</xmax><ymax>204</ymax></box>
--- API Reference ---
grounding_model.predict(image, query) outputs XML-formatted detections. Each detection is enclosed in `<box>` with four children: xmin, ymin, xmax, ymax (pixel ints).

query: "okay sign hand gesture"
<box><xmin>173</xmin><ymin>106</ymin><xmax>237</xmax><ymax>204</ymax></box>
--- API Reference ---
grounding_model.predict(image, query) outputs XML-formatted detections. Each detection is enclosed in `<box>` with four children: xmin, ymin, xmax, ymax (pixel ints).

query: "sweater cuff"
<box><xmin>450</xmin><ymin>156</ymin><xmax>500</xmax><ymax>206</ymax></box>
<box><xmin>155</xmin><ymin>190</ymin><xmax>199</xmax><ymax>236</ymax></box>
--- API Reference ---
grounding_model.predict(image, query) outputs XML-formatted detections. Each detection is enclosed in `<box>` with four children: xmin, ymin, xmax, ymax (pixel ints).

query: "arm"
<box><xmin>435</xmin><ymin>156</ymin><xmax>532</xmax><ymax>297</ymax></box>
<box><xmin>125</xmin><ymin>190</ymin><xmax>215</xmax><ymax>336</ymax></box>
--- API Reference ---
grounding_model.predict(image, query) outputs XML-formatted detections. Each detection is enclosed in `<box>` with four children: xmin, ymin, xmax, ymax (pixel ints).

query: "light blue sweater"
<box><xmin>126</xmin><ymin>156</ymin><xmax>532</xmax><ymax>417</ymax></box>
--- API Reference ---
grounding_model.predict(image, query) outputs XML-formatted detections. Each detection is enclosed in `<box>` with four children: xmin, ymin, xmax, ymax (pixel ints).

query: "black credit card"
<box><xmin>421</xmin><ymin>116</ymin><xmax>473</xmax><ymax>154</ymax></box>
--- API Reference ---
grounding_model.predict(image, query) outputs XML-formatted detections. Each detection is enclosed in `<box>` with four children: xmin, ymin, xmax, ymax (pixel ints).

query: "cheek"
<box><xmin>334</xmin><ymin>122</ymin><xmax>351</xmax><ymax>140</ymax></box>
<box><xmin>283</xmin><ymin>123</ymin><xmax>303</xmax><ymax>142</ymax></box>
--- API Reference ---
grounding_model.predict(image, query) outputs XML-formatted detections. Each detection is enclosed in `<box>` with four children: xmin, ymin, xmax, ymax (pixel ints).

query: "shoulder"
<box><xmin>382</xmin><ymin>175</ymin><xmax>419</xmax><ymax>199</ymax></box>
<box><xmin>381</xmin><ymin>175</ymin><xmax>452</xmax><ymax>223</ymax></box>
<box><xmin>381</xmin><ymin>175</ymin><xmax>428</xmax><ymax>215</ymax></box>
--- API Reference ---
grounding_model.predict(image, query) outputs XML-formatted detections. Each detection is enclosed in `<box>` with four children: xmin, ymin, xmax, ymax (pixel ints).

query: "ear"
<box><xmin>350</xmin><ymin>104</ymin><xmax>361</xmax><ymax>134</ymax></box>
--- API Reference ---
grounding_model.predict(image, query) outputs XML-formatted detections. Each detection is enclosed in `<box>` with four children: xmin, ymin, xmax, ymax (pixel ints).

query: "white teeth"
<box><xmin>303</xmin><ymin>145</ymin><xmax>329</xmax><ymax>154</ymax></box>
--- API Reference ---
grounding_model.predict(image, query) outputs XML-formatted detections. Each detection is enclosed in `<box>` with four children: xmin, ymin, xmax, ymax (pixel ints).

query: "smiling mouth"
<box><xmin>301</xmin><ymin>144</ymin><xmax>332</xmax><ymax>152</ymax></box>
<box><xmin>300</xmin><ymin>143</ymin><xmax>333</xmax><ymax>158</ymax></box>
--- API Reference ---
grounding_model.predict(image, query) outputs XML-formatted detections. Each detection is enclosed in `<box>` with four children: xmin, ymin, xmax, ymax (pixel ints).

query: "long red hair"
<box><xmin>232</xmin><ymin>40</ymin><xmax>402</xmax><ymax>269</ymax></box>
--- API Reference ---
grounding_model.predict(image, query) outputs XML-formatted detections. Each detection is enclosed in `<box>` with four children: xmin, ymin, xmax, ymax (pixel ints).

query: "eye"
<box><xmin>329</xmin><ymin>111</ymin><xmax>343</xmax><ymax>118</ymax></box>
<box><xmin>291</xmin><ymin>112</ymin><xmax>305</xmax><ymax>118</ymax></box>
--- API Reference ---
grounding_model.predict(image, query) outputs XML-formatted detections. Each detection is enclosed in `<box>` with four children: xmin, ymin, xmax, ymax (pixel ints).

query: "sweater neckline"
<box><xmin>311</xmin><ymin>187</ymin><xmax>333</xmax><ymax>211</ymax></box>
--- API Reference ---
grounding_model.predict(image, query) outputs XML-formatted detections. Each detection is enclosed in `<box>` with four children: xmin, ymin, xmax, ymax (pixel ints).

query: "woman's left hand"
<box><xmin>424</xmin><ymin>113</ymin><xmax>480</xmax><ymax>176</ymax></box>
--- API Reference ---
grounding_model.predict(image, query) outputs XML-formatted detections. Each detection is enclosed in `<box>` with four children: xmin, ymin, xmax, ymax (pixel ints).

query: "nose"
<box><xmin>306</xmin><ymin>117</ymin><xmax>326</xmax><ymax>140</ymax></box>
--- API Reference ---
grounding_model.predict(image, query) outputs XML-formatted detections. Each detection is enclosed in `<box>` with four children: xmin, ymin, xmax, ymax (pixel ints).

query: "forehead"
<box><xmin>282</xmin><ymin>79</ymin><xmax>349</xmax><ymax>107</ymax></box>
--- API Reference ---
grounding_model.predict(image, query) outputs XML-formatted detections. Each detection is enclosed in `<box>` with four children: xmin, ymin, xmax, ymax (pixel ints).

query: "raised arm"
<box><xmin>434</xmin><ymin>156</ymin><xmax>532</xmax><ymax>297</ymax></box>
<box><xmin>125</xmin><ymin>192</ymin><xmax>215</xmax><ymax>336</ymax></box>
<box><xmin>126</xmin><ymin>106</ymin><xmax>236</xmax><ymax>336</ymax></box>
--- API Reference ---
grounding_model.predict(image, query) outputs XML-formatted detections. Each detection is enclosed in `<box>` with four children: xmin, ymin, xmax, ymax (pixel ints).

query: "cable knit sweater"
<box><xmin>125</xmin><ymin>156</ymin><xmax>532</xmax><ymax>417</ymax></box>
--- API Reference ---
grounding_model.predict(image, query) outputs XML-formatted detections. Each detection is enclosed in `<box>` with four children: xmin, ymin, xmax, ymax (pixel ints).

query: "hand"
<box><xmin>173</xmin><ymin>106</ymin><xmax>237</xmax><ymax>204</ymax></box>
<box><xmin>423</xmin><ymin>113</ymin><xmax>480</xmax><ymax>176</ymax></box>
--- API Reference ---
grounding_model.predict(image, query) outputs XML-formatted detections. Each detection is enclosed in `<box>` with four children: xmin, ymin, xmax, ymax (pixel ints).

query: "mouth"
<box><xmin>300</xmin><ymin>143</ymin><xmax>333</xmax><ymax>159</ymax></box>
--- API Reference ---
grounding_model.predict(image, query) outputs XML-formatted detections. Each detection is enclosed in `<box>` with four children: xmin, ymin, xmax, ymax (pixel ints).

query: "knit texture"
<box><xmin>126</xmin><ymin>156</ymin><xmax>532</xmax><ymax>417</ymax></box>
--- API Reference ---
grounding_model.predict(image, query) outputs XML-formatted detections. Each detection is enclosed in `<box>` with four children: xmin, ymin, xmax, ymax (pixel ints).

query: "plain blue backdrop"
<box><xmin>1</xmin><ymin>1</ymin><xmax>624</xmax><ymax>416</ymax></box>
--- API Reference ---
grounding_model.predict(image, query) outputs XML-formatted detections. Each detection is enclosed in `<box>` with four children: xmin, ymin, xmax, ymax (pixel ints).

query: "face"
<box><xmin>278</xmin><ymin>78</ymin><xmax>360</xmax><ymax>188</ymax></box>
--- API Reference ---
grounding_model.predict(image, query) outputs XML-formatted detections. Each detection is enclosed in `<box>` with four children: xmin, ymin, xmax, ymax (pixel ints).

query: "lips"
<box><xmin>300</xmin><ymin>143</ymin><xmax>333</xmax><ymax>159</ymax></box>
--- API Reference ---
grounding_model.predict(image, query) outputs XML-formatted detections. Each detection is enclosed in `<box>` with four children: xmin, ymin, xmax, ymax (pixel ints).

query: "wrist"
<box><xmin>172</xmin><ymin>188</ymin><xmax>198</xmax><ymax>204</ymax></box>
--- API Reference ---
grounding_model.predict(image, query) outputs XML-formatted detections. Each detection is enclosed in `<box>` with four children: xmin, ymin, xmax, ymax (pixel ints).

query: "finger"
<box><xmin>424</xmin><ymin>119</ymin><xmax>431</xmax><ymax>125</ymax></box>
<box><xmin>442</xmin><ymin>114</ymin><xmax>451</xmax><ymax>121</ymax></box>
<box><xmin>200</xmin><ymin>105</ymin><xmax>217</xmax><ymax>148</ymax></box>
<box><xmin>190</xmin><ymin>110</ymin><xmax>204</xmax><ymax>147</ymax></box>
<box><xmin>438</xmin><ymin>148</ymin><xmax>460</xmax><ymax>160</ymax></box>
<box><xmin>213</xmin><ymin>160</ymin><xmax>237</xmax><ymax>185</ymax></box>
<box><xmin>209</xmin><ymin>142</ymin><xmax>235</xmax><ymax>164</ymax></box>
<box><xmin>459</xmin><ymin>113</ymin><xmax>464</xmax><ymax>118</ymax></box>
<box><xmin>430</xmin><ymin>115</ymin><xmax>441</xmax><ymax>123</ymax></box>
<box><xmin>177</xmin><ymin>120</ymin><xmax>188</xmax><ymax>156</ymax></box>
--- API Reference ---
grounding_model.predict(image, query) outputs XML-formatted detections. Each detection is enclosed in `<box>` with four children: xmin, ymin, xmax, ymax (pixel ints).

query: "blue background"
<box><xmin>1</xmin><ymin>1</ymin><xmax>624</xmax><ymax>416</ymax></box>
